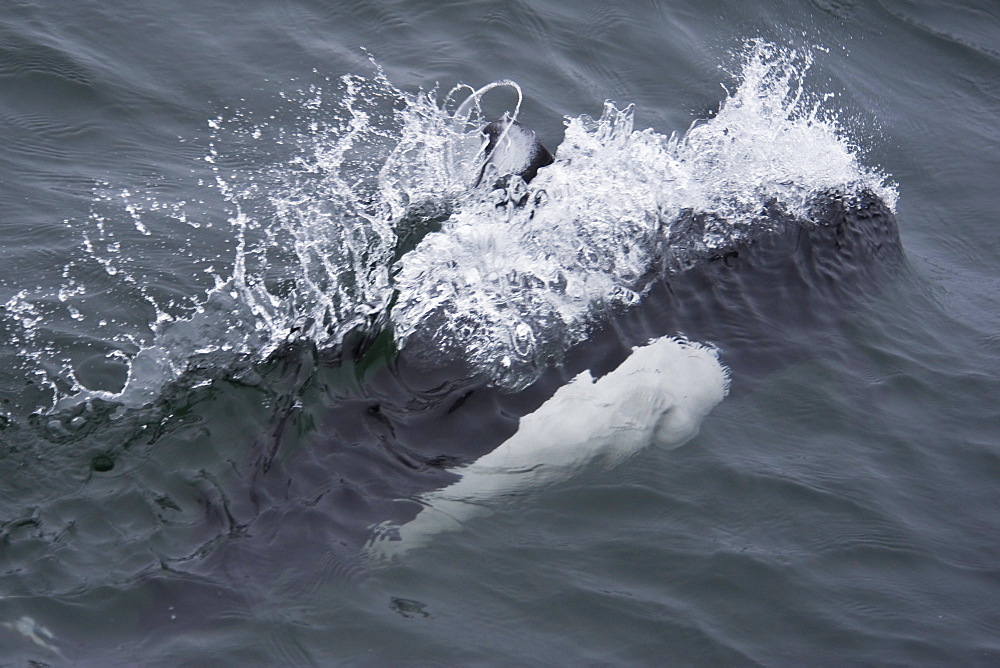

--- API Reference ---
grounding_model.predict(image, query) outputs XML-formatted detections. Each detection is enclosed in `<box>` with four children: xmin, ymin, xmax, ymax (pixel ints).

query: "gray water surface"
<box><xmin>1</xmin><ymin>0</ymin><xmax>998</xmax><ymax>664</ymax></box>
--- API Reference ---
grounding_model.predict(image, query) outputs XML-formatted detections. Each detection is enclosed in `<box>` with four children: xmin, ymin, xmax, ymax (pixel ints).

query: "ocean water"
<box><xmin>1</xmin><ymin>0</ymin><xmax>998</xmax><ymax>664</ymax></box>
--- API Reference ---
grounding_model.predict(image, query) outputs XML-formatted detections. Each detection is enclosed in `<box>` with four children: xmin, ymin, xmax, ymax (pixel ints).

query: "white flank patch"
<box><xmin>368</xmin><ymin>335</ymin><xmax>729</xmax><ymax>560</ymax></box>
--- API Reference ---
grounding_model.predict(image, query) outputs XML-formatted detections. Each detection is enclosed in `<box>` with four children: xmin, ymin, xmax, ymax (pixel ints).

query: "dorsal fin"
<box><xmin>476</xmin><ymin>118</ymin><xmax>554</xmax><ymax>187</ymax></box>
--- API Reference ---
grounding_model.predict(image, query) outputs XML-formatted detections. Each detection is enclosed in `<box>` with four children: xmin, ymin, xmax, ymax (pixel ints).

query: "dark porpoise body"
<box><xmin>6</xmin><ymin>116</ymin><xmax>903</xmax><ymax>662</ymax></box>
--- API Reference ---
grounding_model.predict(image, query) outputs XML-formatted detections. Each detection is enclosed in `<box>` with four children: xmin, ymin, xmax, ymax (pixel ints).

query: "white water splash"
<box><xmin>6</xmin><ymin>41</ymin><xmax>895</xmax><ymax>414</ymax></box>
<box><xmin>390</xmin><ymin>41</ymin><xmax>896</xmax><ymax>388</ymax></box>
